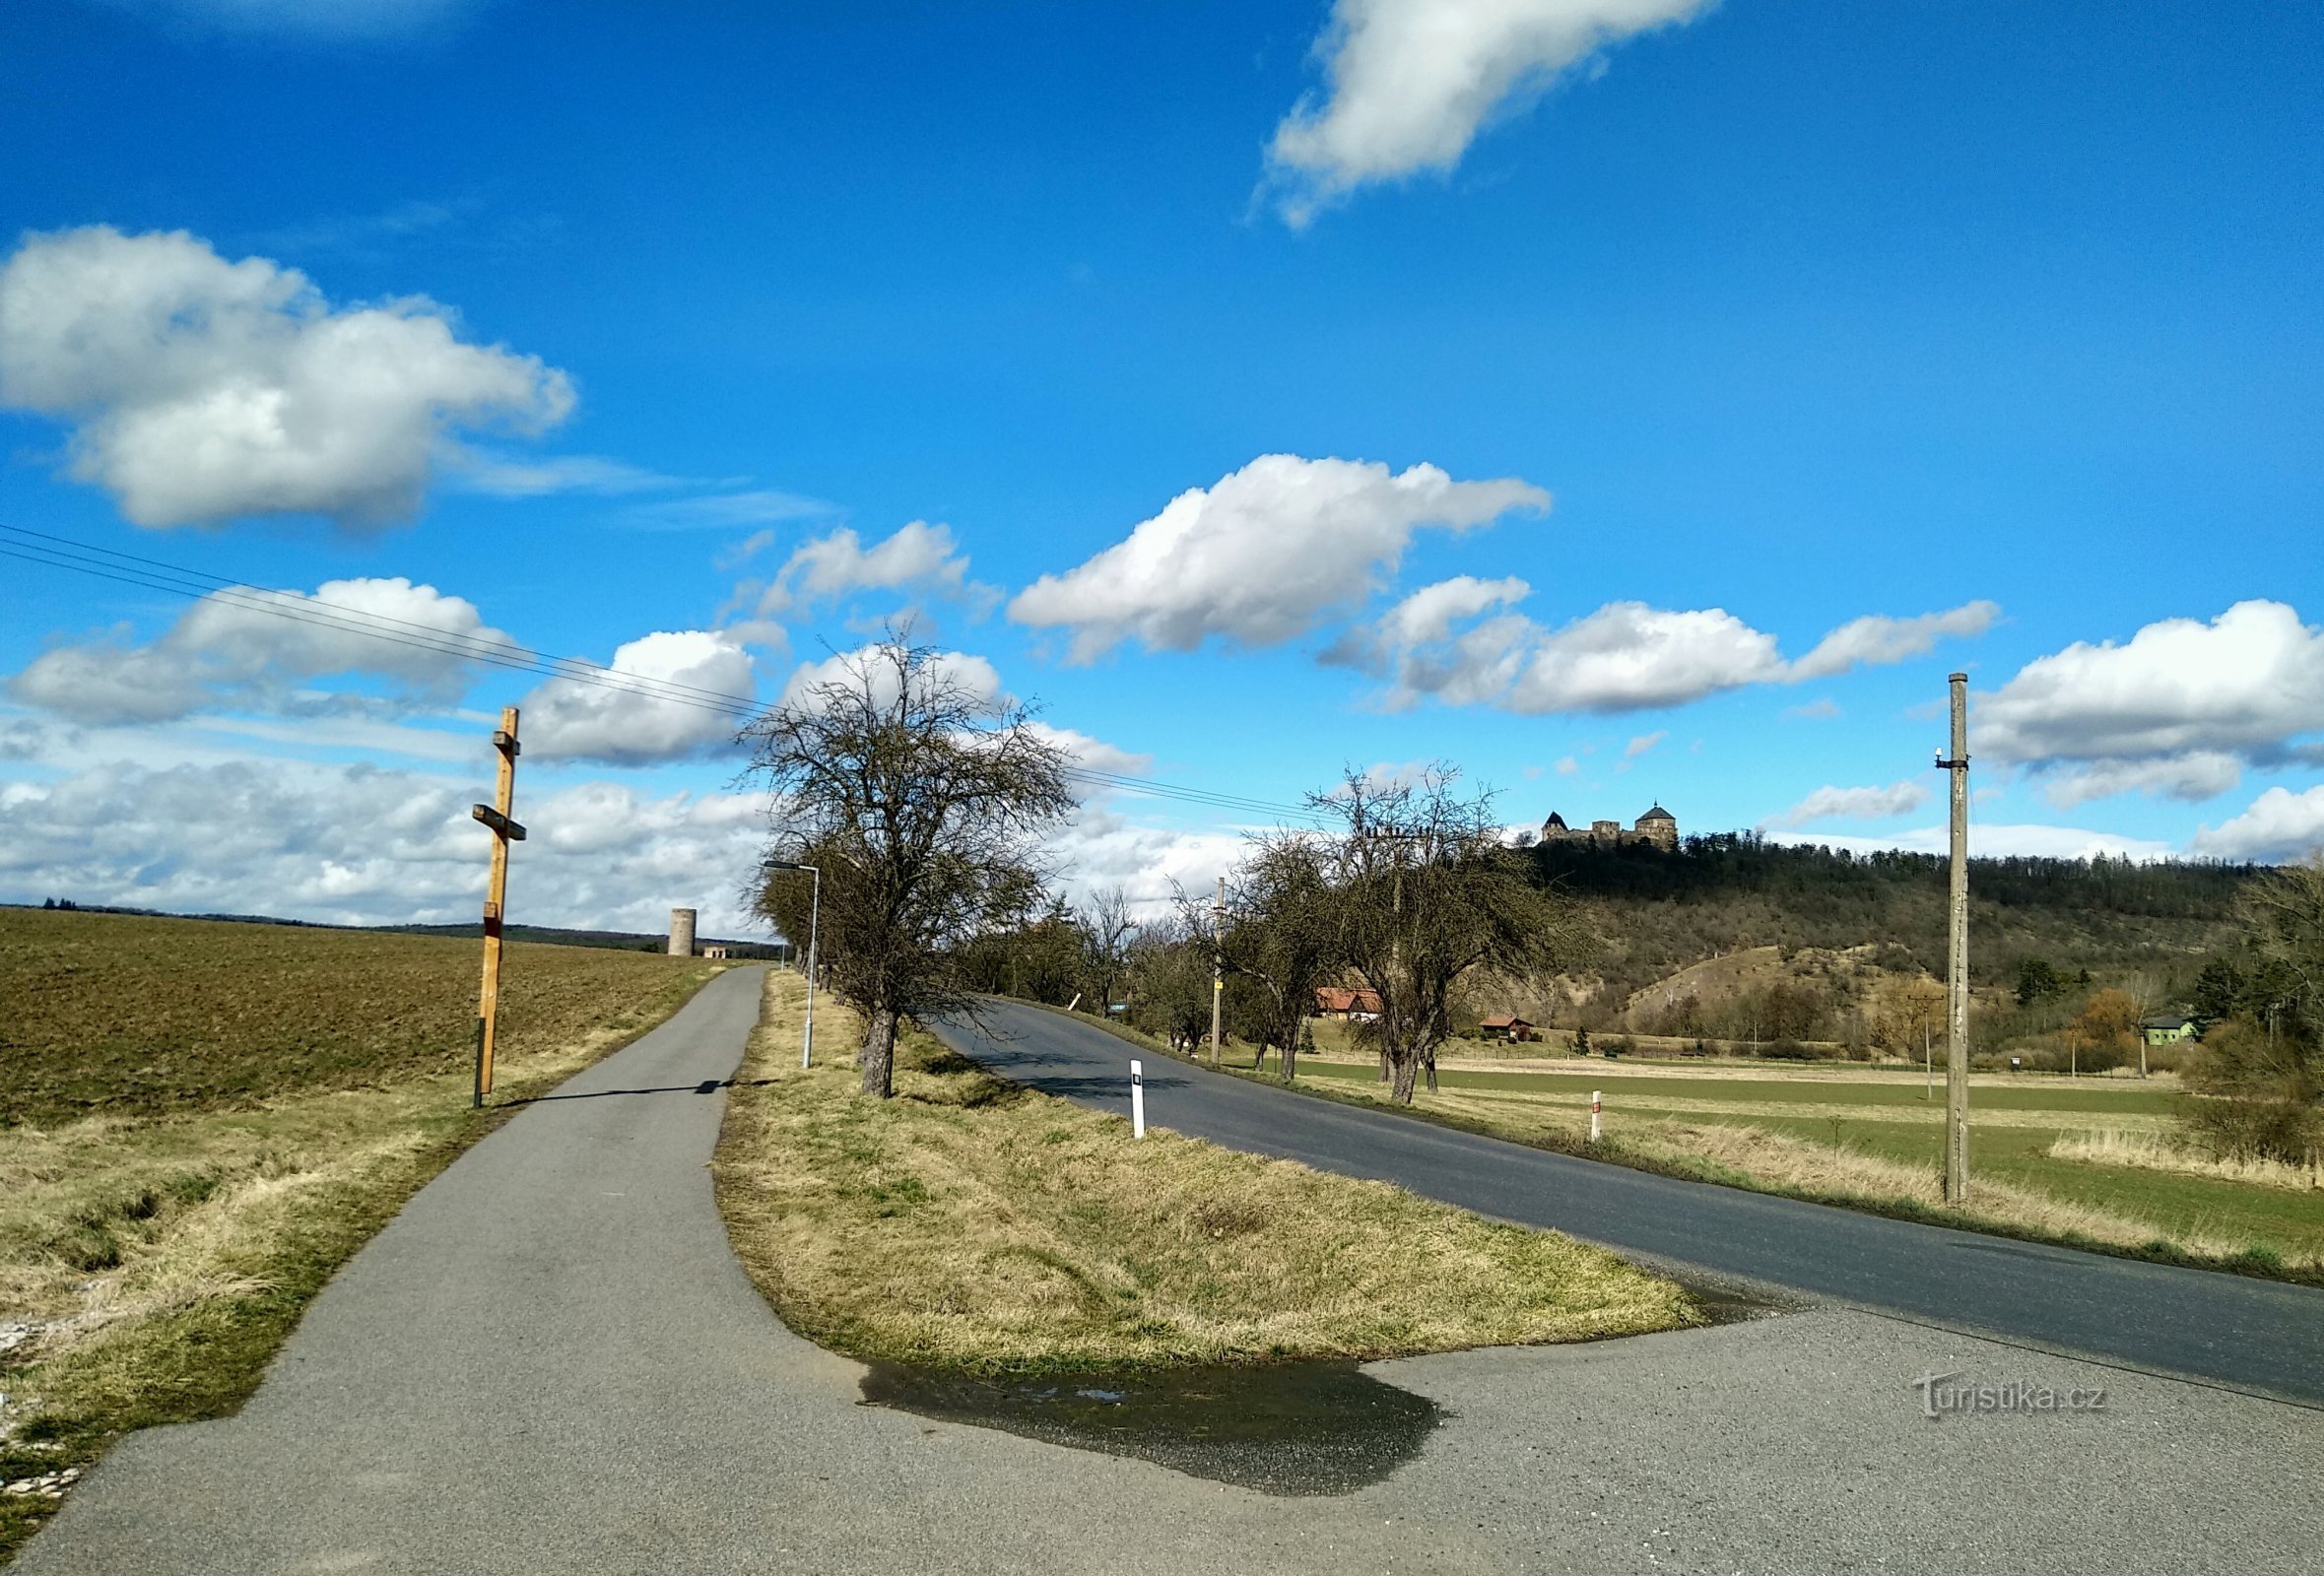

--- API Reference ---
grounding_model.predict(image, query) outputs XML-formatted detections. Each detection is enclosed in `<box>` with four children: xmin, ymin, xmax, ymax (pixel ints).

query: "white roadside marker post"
<box><xmin>1131</xmin><ymin>1060</ymin><xmax>1147</xmax><ymax>1140</ymax></box>
<box><xmin>1590</xmin><ymin>1089</ymin><xmax>1602</xmax><ymax>1144</ymax></box>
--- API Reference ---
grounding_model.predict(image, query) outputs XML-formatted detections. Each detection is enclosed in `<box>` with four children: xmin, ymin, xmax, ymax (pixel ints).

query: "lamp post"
<box><xmin>766</xmin><ymin>861</ymin><xmax>821</xmax><ymax>1068</ymax></box>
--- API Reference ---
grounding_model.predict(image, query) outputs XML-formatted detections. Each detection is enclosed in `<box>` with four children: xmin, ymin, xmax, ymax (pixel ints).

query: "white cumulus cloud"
<box><xmin>1265</xmin><ymin>0</ymin><xmax>1715</xmax><ymax>224</ymax></box>
<box><xmin>1010</xmin><ymin>455</ymin><xmax>1547</xmax><ymax>662</ymax></box>
<box><xmin>2040</xmin><ymin>752</ymin><xmax>2245</xmax><ymax>811</ymax></box>
<box><xmin>1788</xmin><ymin>601</ymin><xmax>2000</xmax><ymax>680</ymax></box>
<box><xmin>1348</xmin><ymin>583</ymin><xmax>1998</xmax><ymax>715</ymax></box>
<box><xmin>0</xmin><ymin>227</ymin><xmax>572</xmax><ymax>527</ymax></box>
<box><xmin>2190</xmin><ymin>786</ymin><xmax>2324</xmax><ymax>863</ymax></box>
<box><xmin>752</xmin><ymin>521</ymin><xmax>985</xmax><ymax>617</ymax></box>
<box><xmin>1510</xmin><ymin>603</ymin><xmax>1781</xmax><ymax>712</ymax></box>
<box><xmin>1763</xmin><ymin>780</ymin><xmax>1930</xmax><ymax>829</ymax></box>
<box><xmin>522</xmin><ymin>630</ymin><xmax>755</xmax><ymax>765</ymax></box>
<box><xmin>1978</xmin><ymin>600</ymin><xmax>2324</xmax><ymax>805</ymax></box>
<box><xmin>8</xmin><ymin>577</ymin><xmax>516</xmax><ymax>724</ymax></box>
<box><xmin>1982</xmin><ymin>599</ymin><xmax>2324</xmax><ymax>760</ymax></box>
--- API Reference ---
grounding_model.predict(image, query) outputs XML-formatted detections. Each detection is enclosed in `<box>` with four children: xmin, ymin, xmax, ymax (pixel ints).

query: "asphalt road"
<box><xmin>927</xmin><ymin>999</ymin><xmax>2324</xmax><ymax>1405</ymax></box>
<box><xmin>19</xmin><ymin>970</ymin><xmax>2319</xmax><ymax>1574</ymax></box>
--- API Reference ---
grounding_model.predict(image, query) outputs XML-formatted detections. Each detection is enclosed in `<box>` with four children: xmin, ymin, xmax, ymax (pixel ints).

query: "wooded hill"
<box><xmin>1516</xmin><ymin>834</ymin><xmax>2259</xmax><ymax>1043</ymax></box>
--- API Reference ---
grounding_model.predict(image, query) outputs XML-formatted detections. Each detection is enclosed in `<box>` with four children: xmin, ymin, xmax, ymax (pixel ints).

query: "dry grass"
<box><xmin>2049</xmin><ymin>1130</ymin><xmax>2324</xmax><ymax>1193</ymax></box>
<box><xmin>1297</xmin><ymin>1076</ymin><xmax>2312</xmax><ymax>1266</ymax></box>
<box><xmin>1618</xmin><ymin>1121</ymin><xmax>2269</xmax><ymax>1258</ymax></box>
<box><xmin>0</xmin><ymin>914</ymin><xmax>728</xmax><ymax>1562</ymax></box>
<box><xmin>714</xmin><ymin>974</ymin><xmax>1695</xmax><ymax>1373</ymax></box>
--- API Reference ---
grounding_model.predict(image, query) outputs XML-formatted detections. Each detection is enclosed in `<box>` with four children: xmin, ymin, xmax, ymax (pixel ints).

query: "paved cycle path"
<box><xmin>929</xmin><ymin>999</ymin><xmax>2324</xmax><ymax>1404</ymax></box>
<box><xmin>20</xmin><ymin>969</ymin><xmax>2317</xmax><ymax>1574</ymax></box>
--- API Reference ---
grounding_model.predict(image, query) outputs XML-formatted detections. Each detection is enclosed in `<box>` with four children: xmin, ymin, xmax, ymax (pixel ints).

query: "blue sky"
<box><xmin>2</xmin><ymin>0</ymin><xmax>2320</xmax><ymax>934</ymax></box>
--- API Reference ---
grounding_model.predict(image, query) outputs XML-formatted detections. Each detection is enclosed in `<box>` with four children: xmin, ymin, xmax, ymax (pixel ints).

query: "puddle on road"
<box><xmin>859</xmin><ymin>1282</ymin><xmax>1786</xmax><ymax>1495</ymax></box>
<box><xmin>860</xmin><ymin>1359</ymin><xmax>1441</xmax><ymax>1495</ymax></box>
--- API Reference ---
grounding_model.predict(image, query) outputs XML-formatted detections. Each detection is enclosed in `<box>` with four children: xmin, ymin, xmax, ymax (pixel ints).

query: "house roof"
<box><xmin>1639</xmin><ymin>804</ymin><xmax>1676</xmax><ymax>822</ymax></box>
<box><xmin>1480</xmin><ymin>1014</ymin><xmax>1534</xmax><ymax>1028</ymax></box>
<box><xmin>2140</xmin><ymin>1015</ymin><xmax>2192</xmax><ymax>1029</ymax></box>
<box><xmin>1315</xmin><ymin>986</ymin><xmax>1382</xmax><ymax>1013</ymax></box>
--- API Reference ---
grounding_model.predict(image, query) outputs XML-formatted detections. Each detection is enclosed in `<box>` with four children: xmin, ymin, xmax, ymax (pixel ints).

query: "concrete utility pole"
<box><xmin>1210</xmin><ymin>874</ymin><xmax>1226</xmax><ymax>1065</ymax></box>
<box><xmin>471</xmin><ymin>706</ymin><xmax>526</xmax><ymax>1107</ymax></box>
<box><xmin>1937</xmin><ymin>673</ymin><xmax>1971</xmax><ymax>1203</ymax></box>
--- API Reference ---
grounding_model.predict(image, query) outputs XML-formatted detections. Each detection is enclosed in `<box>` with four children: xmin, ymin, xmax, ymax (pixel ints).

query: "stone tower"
<box><xmin>668</xmin><ymin>907</ymin><xmax>697</xmax><ymax>957</ymax></box>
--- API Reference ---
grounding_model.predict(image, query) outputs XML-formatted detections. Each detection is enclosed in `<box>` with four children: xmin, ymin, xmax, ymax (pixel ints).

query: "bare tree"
<box><xmin>1219</xmin><ymin>832</ymin><xmax>1336</xmax><ymax>1081</ymax></box>
<box><xmin>744</xmin><ymin>639</ymin><xmax>1073</xmax><ymax>1096</ymax></box>
<box><xmin>1125</xmin><ymin>912</ymin><xmax>1216</xmax><ymax>1054</ymax></box>
<box><xmin>1310</xmin><ymin>765</ymin><xmax>1583</xmax><ymax>1103</ymax></box>
<box><xmin>1079</xmin><ymin>885</ymin><xmax>1140</xmax><ymax>1014</ymax></box>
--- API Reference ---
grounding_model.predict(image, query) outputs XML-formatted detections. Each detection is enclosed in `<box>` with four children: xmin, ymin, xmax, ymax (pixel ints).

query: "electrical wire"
<box><xmin>1</xmin><ymin>523</ymin><xmax>1328</xmax><ymax>826</ymax></box>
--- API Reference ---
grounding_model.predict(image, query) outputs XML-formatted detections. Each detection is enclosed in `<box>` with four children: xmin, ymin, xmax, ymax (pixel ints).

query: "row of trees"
<box><xmin>966</xmin><ymin>769</ymin><xmax>1585</xmax><ymax>1101</ymax></box>
<box><xmin>743</xmin><ymin>640</ymin><xmax>1581</xmax><ymax>1104</ymax></box>
<box><xmin>738</xmin><ymin>638</ymin><xmax>2316</xmax><ymax>1157</ymax></box>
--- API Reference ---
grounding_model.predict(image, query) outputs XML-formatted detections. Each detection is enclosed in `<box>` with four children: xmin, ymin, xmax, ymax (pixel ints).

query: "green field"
<box><xmin>1293</xmin><ymin>1055</ymin><xmax>2323</xmax><ymax>1268</ymax></box>
<box><xmin>0</xmin><ymin>907</ymin><xmax>728</xmax><ymax>1563</ymax></box>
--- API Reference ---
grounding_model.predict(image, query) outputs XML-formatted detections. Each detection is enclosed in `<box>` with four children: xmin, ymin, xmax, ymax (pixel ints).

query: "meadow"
<box><xmin>0</xmin><ymin>906</ymin><xmax>726</xmax><ymax>1561</ymax></box>
<box><xmin>1289</xmin><ymin>1049</ymin><xmax>2324</xmax><ymax>1272</ymax></box>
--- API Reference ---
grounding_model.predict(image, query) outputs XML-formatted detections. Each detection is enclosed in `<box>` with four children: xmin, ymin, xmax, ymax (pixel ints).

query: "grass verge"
<box><xmin>713</xmin><ymin>974</ymin><xmax>1695</xmax><ymax>1374</ymax></box>
<box><xmin>1045</xmin><ymin>1005</ymin><xmax>2324</xmax><ymax>1288</ymax></box>
<box><xmin>0</xmin><ymin>909</ymin><xmax>730</xmax><ymax>1564</ymax></box>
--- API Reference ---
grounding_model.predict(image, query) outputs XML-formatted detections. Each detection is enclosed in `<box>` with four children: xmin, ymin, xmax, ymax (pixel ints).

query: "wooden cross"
<box><xmin>472</xmin><ymin>706</ymin><xmax>525</xmax><ymax>1105</ymax></box>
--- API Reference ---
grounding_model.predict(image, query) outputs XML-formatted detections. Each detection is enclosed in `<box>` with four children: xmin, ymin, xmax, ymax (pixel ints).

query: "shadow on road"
<box><xmin>508</xmin><ymin>1077</ymin><xmax>774</xmax><ymax>1105</ymax></box>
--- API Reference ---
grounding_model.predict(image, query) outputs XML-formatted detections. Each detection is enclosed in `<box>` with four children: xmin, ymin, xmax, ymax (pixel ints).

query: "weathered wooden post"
<box><xmin>471</xmin><ymin>706</ymin><xmax>525</xmax><ymax>1107</ymax></box>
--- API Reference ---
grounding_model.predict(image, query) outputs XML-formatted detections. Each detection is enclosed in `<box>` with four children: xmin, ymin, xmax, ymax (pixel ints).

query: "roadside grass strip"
<box><xmin>713</xmin><ymin>973</ymin><xmax>1695</xmax><ymax>1374</ymax></box>
<box><xmin>0</xmin><ymin>909</ymin><xmax>727</xmax><ymax>1564</ymax></box>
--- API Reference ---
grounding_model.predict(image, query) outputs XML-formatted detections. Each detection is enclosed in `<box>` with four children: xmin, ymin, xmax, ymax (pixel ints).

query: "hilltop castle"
<box><xmin>1539</xmin><ymin>804</ymin><xmax>1678</xmax><ymax>851</ymax></box>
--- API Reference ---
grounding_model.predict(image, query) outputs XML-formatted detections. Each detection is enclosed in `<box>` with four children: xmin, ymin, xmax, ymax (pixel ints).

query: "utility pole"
<box><xmin>471</xmin><ymin>706</ymin><xmax>525</xmax><ymax>1107</ymax></box>
<box><xmin>1936</xmin><ymin>672</ymin><xmax>1970</xmax><ymax>1204</ymax></box>
<box><xmin>1210</xmin><ymin>875</ymin><xmax>1226</xmax><ymax>1065</ymax></box>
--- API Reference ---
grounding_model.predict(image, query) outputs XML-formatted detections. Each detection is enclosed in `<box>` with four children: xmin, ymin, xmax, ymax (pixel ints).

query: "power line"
<box><xmin>1</xmin><ymin>523</ymin><xmax>1327</xmax><ymax>826</ymax></box>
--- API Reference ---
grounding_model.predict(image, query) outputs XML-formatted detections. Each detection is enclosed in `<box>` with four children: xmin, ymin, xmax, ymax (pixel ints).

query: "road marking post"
<box><xmin>1130</xmin><ymin>1060</ymin><xmax>1146</xmax><ymax>1139</ymax></box>
<box><xmin>471</xmin><ymin>706</ymin><xmax>525</xmax><ymax>1107</ymax></box>
<box><xmin>1590</xmin><ymin>1089</ymin><xmax>1602</xmax><ymax>1144</ymax></box>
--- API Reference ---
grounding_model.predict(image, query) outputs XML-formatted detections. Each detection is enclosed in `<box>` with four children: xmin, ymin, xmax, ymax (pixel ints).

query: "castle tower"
<box><xmin>1636</xmin><ymin>804</ymin><xmax>1678</xmax><ymax>850</ymax></box>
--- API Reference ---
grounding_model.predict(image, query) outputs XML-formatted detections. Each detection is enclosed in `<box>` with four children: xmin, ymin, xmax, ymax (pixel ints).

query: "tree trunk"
<box><xmin>1389</xmin><ymin>1048</ymin><xmax>1419</xmax><ymax>1103</ymax></box>
<box><xmin>1283</xmin><ymin>1013</ymin><xmax>1300</xmax><ymax>1083</ymax></box>
<box><xmin>1424</xmin><ymin>1045</ymin><xmax>1438</xmax><ymax>1094</ymax></box>
<box><xmin>859</xmin><ymin>1007</ymin><xmax>898</xmax><ymax>1098</ymax></box>
<box><xmin>1377</xmin><ymin>1039</ymin><xmax>1390</xmax><ymax>1083</ymax></box>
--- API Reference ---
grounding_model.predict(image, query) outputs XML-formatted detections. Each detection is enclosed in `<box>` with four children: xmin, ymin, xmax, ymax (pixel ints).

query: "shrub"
<box><xmin>2180</xmin><ymin>1018</ymin><xmax>2322</xmax><ymax>1163</ymax></box>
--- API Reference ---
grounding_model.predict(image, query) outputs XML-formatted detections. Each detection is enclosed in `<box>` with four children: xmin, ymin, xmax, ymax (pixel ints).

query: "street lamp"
<box><xmin>765</xmin><ymin>860</ymin><xmax>821</xmax><ymax>1069</ymax></box>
